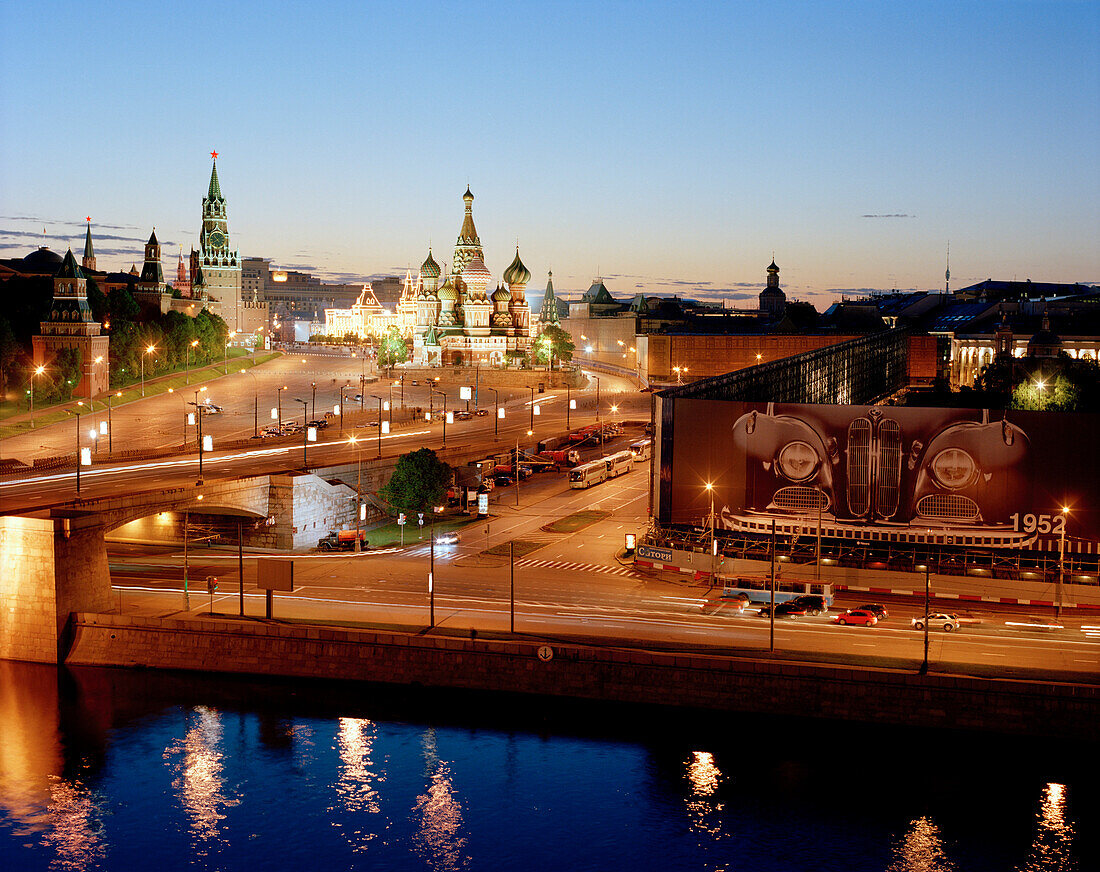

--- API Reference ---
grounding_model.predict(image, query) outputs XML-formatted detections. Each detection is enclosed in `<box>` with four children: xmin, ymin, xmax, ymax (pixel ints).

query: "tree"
<box><xmin>532</xmin><ymin>324</ymin><xmax>575</xmax><ymax>366</ymax></box>
<box><xmin>379</xmin><ymin>448</ymin><xmax>452</xmax><ymax>514</ymax></box>
<box><xmin>378</xmin><ymin>325</ymin><xmax>408</xmax><ymax>367</ymax></box>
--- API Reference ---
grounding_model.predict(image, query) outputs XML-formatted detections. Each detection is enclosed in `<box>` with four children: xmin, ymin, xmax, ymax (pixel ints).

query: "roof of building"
<box><xmin>55</xmin><ymin>248</ymin><xmax>85</xmax><ymax>280</ymax></box>
<box><xmin>502</xmin><ymin>248</ymin><xmax>531</xmax><ymax>286</ymax></box>
<box><xmin>581</xmin><ymin>279</ymin><xmax>616</xmax><ymax>305</ymax></box>
<box><xmin>147</xmin><ymin>228</ymin><xmax>159</xmax><ymax>246</ymax></box>
<box><xmin>956</xmin><ymin>279</ymin><xmax>1095</xmax><ymax>301</ymax></box>
<box><xmin>419</xmin><ymin>248</ymin><xmax>441</xmax><ymax>278</ymax></box>
<box><xmin>16</xmin><ymin>247</ymin><xmax>65</xmax><ymax>275</ymax></box>
<box><xmin>924</xmin><ymin>300</ymin><xmax>998</xmax><ymax>333</ymax></box>
<box><xmin>208</xmin><ymin>160</ymin><xmax>223</xmax><ymax>201</ymax></box>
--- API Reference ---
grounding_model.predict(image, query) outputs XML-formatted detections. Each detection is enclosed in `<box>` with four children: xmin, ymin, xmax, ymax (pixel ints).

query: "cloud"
<box><xmin>860</xmin><ymin>213</ymin><xmax>914</xmax><ymax>219</ymax></box>
<box><xmin>0</xmin><ymin>215</ymin><xmax>142</xmax><ymax>232</ymax></box>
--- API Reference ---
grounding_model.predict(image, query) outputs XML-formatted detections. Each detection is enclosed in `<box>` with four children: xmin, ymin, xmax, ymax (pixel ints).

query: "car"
<box><xmin>410</xmin><ymin>380</ymin><xmax>419</xmax><ymax>386</ymax></box>
<box><xmin>832</xmin><ymin>608</ymin><xmax>878</xmax><ymax>626</ymax></box>
<box><xmin>307</xmin><ymin>419</ymin><xmax>329</xmax><ymax>429</ymax></box>
<box><xmin>352</xmin><ymin>393</ymin><xmax>363</xmax><ymax>402</ymax></box>
<box><xmin>435</xmin><ymin>531</ymin><xmax>460</xmax><ymax>545</ymax></box>
<box><xmin>475</xmin><ymin>408</ymin><xmax>489</xmax><ymax>417</ymax></box>
<box><xmin>757</xmin><ymin>601</ymin><xmax>805</xmax><ymax>618</ymax></box>
<box><xmin>912</xmin><ymin>613</ymin><xmax>958</xmax><ymax>632</ymax></box>
<box><xmin>493</xmin><ymin>474</ymin><xmax>514</xmax><ymax>486</ymax></box>
<box><xmin>789</xmin><ymin>594</ymin><xmax>829</xmax><ymax>616</ymax></box>
<box><xmin>857</xmin><ymin>603</ymin><xmax>889</xmax><ymax>620</ymax></box>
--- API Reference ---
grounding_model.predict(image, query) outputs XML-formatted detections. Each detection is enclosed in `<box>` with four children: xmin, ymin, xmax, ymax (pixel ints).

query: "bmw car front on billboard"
<box><xmin>659</xmin><ymin>401</ymin><xmax>1099</xmax><ymax>551</ymax></box>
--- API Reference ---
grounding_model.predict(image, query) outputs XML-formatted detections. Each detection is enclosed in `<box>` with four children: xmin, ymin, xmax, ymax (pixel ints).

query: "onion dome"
<box><xmin>21</xmin><ymin>247</ymin><xmax>64</xmax><ymax>275</ymax></box>
<box><xmin>491</xmin><ymin>283</ymin><xmax>511</xmax><ymax>303</ymax></box>
<box><xmin>437</xmin><ymin>276</ymin><xmax>458</xmax><ymax>301</ymax></box>
<box><xmin>503</xmin><ymin>247</ymin><xmax>531</xmax><ymax>285</ymax></box>
<box><xmin>419</xmin><ymin>248</ymin><xmax>441</xmax><ymax>279</ymax></box>
<box><xmin>463</xmin><ymin>255</ymin><xmax>492</xmax><ymax>288</ymax></box>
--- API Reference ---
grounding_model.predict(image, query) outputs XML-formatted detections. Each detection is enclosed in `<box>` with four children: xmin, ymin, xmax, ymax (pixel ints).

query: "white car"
<box><xmin>911</xmin><ymin>613</ymin><xmax>958</xmax><ymax>632</ymax></box>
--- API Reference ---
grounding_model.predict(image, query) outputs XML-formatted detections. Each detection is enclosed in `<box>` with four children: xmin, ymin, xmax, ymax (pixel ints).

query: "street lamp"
<box><xmin>311</xmin><ymin>381</ymin><xmax>317</xmax><ymax>421</ymax></box>
<box><xmin>276</xmin><ymin>385</ymin><xmax>287</xmax><ymax>431</ymax></box>
<box><xmin>486</xmin><ymin>387</ymin><xmax>500</xmax><ymax>437</ymax></box>
<box><xmin>141</xmin><ymin>344</ymin><xmax>156</xmax><ymax>397</ymax></box>
<box><xmin>106</xmin><ymin>390</ymin><xmax>120</xmax><ymax>453</ymax></box>
<box><xmin>370</xmin><ymin>395</ymin><xmax>383</xmax><ymax>457</ymax></box>
<box><xmin>430</xmin><ymin>386</ymin><xmax>447</xmax><ymax>446</ymax></box>
<box><xmin>1058</xmin><ymin>506</ymin><xmax>1070</xmax><ymax>619</ymax></box>
<box><xmin>30</xmin><ymin>364</ymin><xmax>45</xmax><ymax>428</ymax></box>
<box><xmin>705</xmin><ymin>482</ymin><xmax>717</xmax><ymax>586</ymax></box>
<box><xmin>193</xmin><ymin>387</ymin><xmax>210</xmax><ymax>483</ymax></box>
<box><xmin>348</xmin><ymin>435</ymin><xmax>364</xmax><ymax>550</ymax></box>
<box><xmin>293</xmin><ymin>398</ymin><xmax>315</xmax><ymax>467</ymax></box>
<box><xmin>185</xmin><ymin>338</ymin><xmax>199</xmax><ymax>385</ymax></box>
<box><xmin>529</xmin><ymin>386</ymin><xmax>536</xmax><ymax>431</ymax></box>
<box><xmin>225</xmin><ymin>331</ymin><xmax>237</xmax><ymax>374</ymax></box>
<box><xmin>1035</xmin><ymin>377</ymin><xmax>1046</xmax><ymax>411</ymax></box>
<box><xmin>239</xmin><ymin>368</ymin><xmax>258</xmax><ymax>437</ymax></box>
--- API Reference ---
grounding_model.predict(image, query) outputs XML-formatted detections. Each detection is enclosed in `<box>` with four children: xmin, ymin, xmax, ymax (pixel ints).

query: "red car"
<box><xmin>832</xmin><ymin>609</ymin><xmax>878</xmax><ymax>627</ymax></box>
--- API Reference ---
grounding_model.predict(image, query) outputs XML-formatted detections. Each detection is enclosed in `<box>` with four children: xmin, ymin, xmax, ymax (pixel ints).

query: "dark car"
<box><xmin>789</xmin><ymin>594</ymin><xmax>829</xmax><ymax>616</ymax></box>
<box><xmin>454</xmin><ymin>410</ymin><xmax>473</xmax><ymax>421</ymax></box>
<box><xmin>493</xmin><ymin>473</ymin><xmax>514</xmax><ymax>486</ymax></box>
<box><xmin>757</xmin><ymin>601</ymin><xmax>806</xmax><ymax>618</ymax></box>
<box><xmin>475</xmin><ymin>408</ymin><xmax>489</xmax><ymax>417</ymax></box>
<box><xmin>857</xmin><ymin>603</ymin><xmax>889</xmax><ymax>620</ymax></box>
<box><xmin>307</xmin><ymin>418</ymin><xmax>329</xmax><ymax>429</ymax></box>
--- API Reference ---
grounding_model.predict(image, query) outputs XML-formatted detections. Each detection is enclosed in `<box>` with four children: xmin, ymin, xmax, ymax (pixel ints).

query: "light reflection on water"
<box><xmin>331</xmin><ymin>717</ymin><xmax>385</xmax><ymax>851</ymax></box>
<box><xmin>163</xmin><ymin>706</ymin><xmax>239</xmax><ymax>851</ymax></box>
<box><xmin>1018</xmin><ymin>783</ymin><xmax>1076</xmax><ymax>872</ymax></box>
<box><xmin>412</xmin><ymin>728</ymin><xmax>469</xmax><ymax>871</ymax></box>
<box><xmin>887</xmin><ymin>816</ymin><xmax>956</xmax><ymax>872</ymax></box>
<box><xmin>0</xmin><ymin>664</ymin><xmax>1092</xmax><ymax>871</ymax></box>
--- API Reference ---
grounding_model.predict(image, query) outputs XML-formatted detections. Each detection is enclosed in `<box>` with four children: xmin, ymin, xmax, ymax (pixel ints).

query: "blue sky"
<box><xmin>1</xmin><ymin>1</ymin><xmax>1097</xmax><ymax>308</ymax></box>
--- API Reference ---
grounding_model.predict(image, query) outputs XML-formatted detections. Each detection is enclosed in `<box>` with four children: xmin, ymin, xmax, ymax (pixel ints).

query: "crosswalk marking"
<box><xmin>517</xmin><ymin>558</ymin><xmax>638</xmax><ymax>578</ymax></box>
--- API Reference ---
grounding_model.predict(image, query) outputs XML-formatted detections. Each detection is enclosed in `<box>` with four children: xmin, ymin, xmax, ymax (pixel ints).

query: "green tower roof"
<box><xmin>208</xmin><ymin>159</ymin><xmax>223</xmax><ymax>200</ymax></box>
<box><xmin>56</xmin><ymin>248</ymin><xmax>85</xmax><ymax>280</ymax></box>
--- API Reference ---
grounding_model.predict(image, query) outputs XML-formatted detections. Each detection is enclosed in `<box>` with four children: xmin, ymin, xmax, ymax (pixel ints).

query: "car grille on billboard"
<box><xmin>773</xmin><ymin>486</ymin><xmax>830</xmax><ymax>513</ymax></box>
<box><xmin>916</xmin><ymin>494</ymin><xmax>980</xmax><ymax>521</ymax></box>
<box><xmin>875</xmin><ymin>419</ymin><xmax>902</xmax><ymax>519</ymax></box>
<box><xmin>847</xmin><ymin>418</ymin><xmax>872</xmax><ymax>517</ymax></box>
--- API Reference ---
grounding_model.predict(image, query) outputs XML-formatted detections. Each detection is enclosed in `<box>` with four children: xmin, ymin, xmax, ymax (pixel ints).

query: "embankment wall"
<box><xmin>64</xmin><ymin>613</ymin><xmax>1098</xmax><ymax>739</ymax></box>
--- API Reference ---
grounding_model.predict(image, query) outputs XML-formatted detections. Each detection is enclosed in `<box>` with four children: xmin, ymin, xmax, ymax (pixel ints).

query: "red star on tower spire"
<box><xmin>210</xmin><ymin>150</ymin><xmax>219</xmax><ymax>160</ymax></box>
<box><xmin>86</xmin><ymin>216</ymin><xmax>91</xmax><ymax>223</ymax></box>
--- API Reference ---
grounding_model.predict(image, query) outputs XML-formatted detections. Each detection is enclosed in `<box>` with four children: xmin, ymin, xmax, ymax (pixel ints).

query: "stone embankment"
<box><xmin>64</xmin><ymin>612</ymin><xmax>1097</xmax><ymax>739</ymax></box>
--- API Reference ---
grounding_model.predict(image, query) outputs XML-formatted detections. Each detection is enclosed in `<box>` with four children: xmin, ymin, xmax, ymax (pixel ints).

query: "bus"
<box><xmin>718</xmin><ymin>575</ymin><xmax>834</xmax><ymax>608</ymax></box>
<box><xmin>605</xmin><ymin>450</ymin><xmax>634</xmax><ymax>478</ymax></box>
<box><xmin>629</xmin><ymin>439</ymin><xmax>652</xmax><ymax>463</ymax></box>
<box><xmin>569</xmin><ymin>460</ymin><xmax>609</xmax><ymax>489</ymax></box>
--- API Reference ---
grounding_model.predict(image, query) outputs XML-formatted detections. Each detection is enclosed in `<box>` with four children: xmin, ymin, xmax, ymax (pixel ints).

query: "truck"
<box><xmin>538</xmin><ymin>448</ymin><xmax>580</xmax><ymax>467</ymax></box>
<box><xmin>317</xmin><ymin>529</ymin><xmax>368</xmax><ymax>551</ymax></box>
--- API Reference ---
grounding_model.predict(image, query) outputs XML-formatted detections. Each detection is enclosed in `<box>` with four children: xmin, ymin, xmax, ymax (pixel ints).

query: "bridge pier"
<box><xmin>0</xmin><ymin>514</ymin><xmax>112</xmax><ymax>664</ymax></box>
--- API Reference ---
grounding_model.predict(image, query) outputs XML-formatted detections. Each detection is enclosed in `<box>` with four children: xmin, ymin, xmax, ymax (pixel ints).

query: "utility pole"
<box><xmin>816</xmin><ymin>485</ymin><xmax>823</xmax><ymax>581</ymax></box>
<box><xmin>921</xmin><ymin>563</ymin><xmax>930</xmax><ymax>674</ymax></box>
<box><xmin>429</xmin><ymin>515</ymin><xmax>435</xmax><ymax>629</ymax></box>
<box><xmin>510</xmin><ymin>539</ymin><xmax>515</xmax><ymax>633</ymax></box>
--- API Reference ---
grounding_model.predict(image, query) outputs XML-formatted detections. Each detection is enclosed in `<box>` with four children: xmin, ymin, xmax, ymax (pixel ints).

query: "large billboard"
<box><xmin>661</xmin><ymin>400</ymin><xmax>1100</xmax><ymax>550</ymax></box>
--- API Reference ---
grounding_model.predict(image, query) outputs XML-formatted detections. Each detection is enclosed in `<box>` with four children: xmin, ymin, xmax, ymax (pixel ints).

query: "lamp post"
<box><xmin>194</xmin><ymin>389</ymin><xmax>207</xmax><ymax>484</ymax></box>
<box><xmin>1036</xmin><ymin>377</ymin><xmax>1046</xmax><ymax>411</ymax></box>
<box><xmin>1058</xmin><ymin>506</ymin><xmax>1070</xmax><ymax>619</ymax></box>
<box><xmin>348</xmin><ymin>436</ymin><xmax>363</xmax><ymax>550</ymax></box>
<box><xmin>371</xmin><ymin>395</ymin><xmax>383</xmax><ymax>457</ymax></box>
<box><xmin>185</xmin><ymin>338</ymin><xmax>199</xmax><ymax>385</ymax></box>
<box><xmin>529</xmin><ymin>386</ymin><xmax>535</xmax><ymax>431</ymax></box>
<box><xmin>30</xmin><ymin>364</ymin><xmax>45</xmax><ymax>428</ymax></box>
<box><xmin>594</xmin><ymin>376</ymin><xmax>601</xmax><ymax>440</ymax></box>
<box><xmin>430</xmin><ymin>387</ymin><xmax>447</xmax><ymax>446</ymax></box>
<box><xmin>311</xmin><ymin>381</ymin><xmax>317</xmax><ymax>422</ymax></box>
<box><xmin>225</xmin><ymin>331</ymin><xmax>236</xmax><ymax>374</ymax></box>
<box><xmin>276</xmin><ymin>385</ymin><xmax>287</xmax><ymax>431</ymax></box>
<box><xmin>487</xmin><ymin>387</ymin><xmax>500</xmax><ymax>437</ymax></box>
<box><xmin>74</xmin><ymin>402</ymin><xmax>84</xmax><ymax>494</ymax></box>
<box><xmin>106</xmin><ymin>390</ymin><xmax>120</xmax><ymax>453</ymax></box>
<box><xmin>566</xmin><ymin>383</ymin><xmax>572</xmax><ymax>429</ymax></box>
<box><xmin>429</xmin><ymin>513</ymin><xmax>435</xmax><ymax>629</ymax></box>
<box><xmin>705</xmin><ymin>482</ymin><xmax>717</xmax><ymax>587</ymax></box>
<box><xmin>769</xmin><ymin>518</ymin><xmax>777</xmax><ymax>652</ymax></box>
<box><xmin>141</xmin><ymin>344</ymin><xmax>156</xmax><ymax>397</ymax></box>
<box><xmin>920</xmin><ymin>563</ymin><xmax>931</xmax><ymax>674</ymax></box>
<box><xmin>294</xmin><ymin>399</ymin><xmax>311</xmax><ymax>467</ymax></box>
<box><xmin>338</xmin><ymin>385</ymin><xmax>347</xmax><ymax>434</ymax></box>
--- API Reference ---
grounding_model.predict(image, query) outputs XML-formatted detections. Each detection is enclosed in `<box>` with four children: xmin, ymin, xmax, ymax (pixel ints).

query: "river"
<box><xmin>0</xmin><ymin>661</ymin><xmax>1093</xmax><ymax>871</ymax></box>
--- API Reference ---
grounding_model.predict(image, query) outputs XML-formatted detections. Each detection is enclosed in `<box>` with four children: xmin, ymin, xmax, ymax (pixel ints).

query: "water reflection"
<box><xmin>331</xmin><ymin>717</ymin><xmax>385</xmax><ymax>851</ymax></box>
<box><xmin>38</xmin><ymin>777</ymin><xmax>107</xmax><ymax>871</ymax></box>
<box><xmin>684</xmin><ymin>751</ymin><xmax>726</xmax><ymax>839</ymax></box>
<box><xmin>1018</xmin><ymin>782</ymin><xmax>1076</xmax><ymax>872</ymax></box>
<box><xmin>163</xmin><ymin>706</ymin><xmax>238</xmax><ymax>851</ymax></box>
<box><xmin>412</xmin><ymin>728</ymin><xmax>469</xmax><ymax>870</ymax></box>
<box><xmin>888</xmin><ymin>816</ymin><xmax>956</xmax><ymax>871</ymax></box>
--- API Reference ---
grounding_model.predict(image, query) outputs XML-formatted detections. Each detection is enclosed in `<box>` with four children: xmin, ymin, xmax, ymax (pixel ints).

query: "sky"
<box><xmin>1</xmin><ymin>1</ymin><xmax>1097</xmax><ymax>310</ymax></box>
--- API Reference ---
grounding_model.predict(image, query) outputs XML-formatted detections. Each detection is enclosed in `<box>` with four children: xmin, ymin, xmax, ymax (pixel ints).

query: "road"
<box><xmin>0</xmin><ymin>364</ymin><xmax>648</xmax><ymax>514</ymax></box>
<box><xmin>0</xmin><ymin>352</ymin><xmax>645</xmax><ymax>462</ymax></box>
<box><xmin>103</xmin><ymin>468</ymin><xmax>1100</xmax><ymax>681</ymax></box>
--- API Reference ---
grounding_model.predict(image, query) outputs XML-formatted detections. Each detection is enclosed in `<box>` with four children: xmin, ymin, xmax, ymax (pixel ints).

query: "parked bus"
<box><xmin>629</xmin><ymin>439</ymin><xmax>652</xmax><ymax>462</ymax></box>
<box><xmin>569</xmin><ymin>460</ymin><xmax>609</xmax><ymax>489</ymax></box>
<box><xmin>605</xmin><ymin>450</ymin><xmax>634</xmax><ymax>478</ymax></box>
<box><xmin>719</xmin><ymin>575</ymin><xmax>834</xmax><ymax>607</ymax></box>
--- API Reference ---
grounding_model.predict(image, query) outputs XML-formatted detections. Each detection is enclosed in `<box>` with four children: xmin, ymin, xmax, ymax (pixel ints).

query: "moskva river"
<box><xmin>0</xmin><ymin>662</ymin><xmax>1092</xmax><ymax>871</ymax></box>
